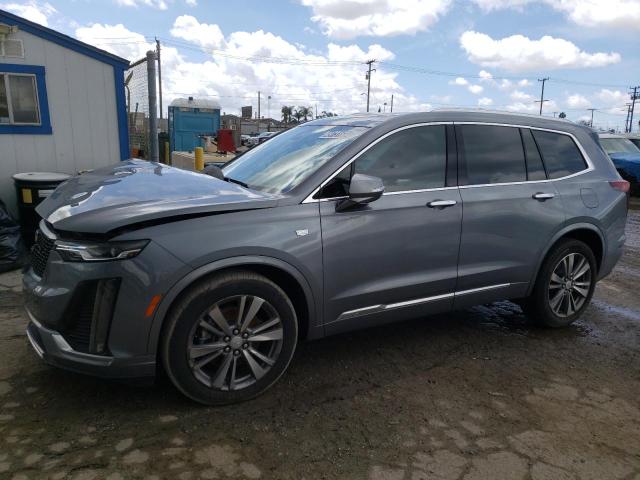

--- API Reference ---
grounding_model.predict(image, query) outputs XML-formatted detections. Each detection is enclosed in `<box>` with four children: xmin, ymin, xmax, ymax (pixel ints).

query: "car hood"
<box><xmin>37</xmin><ymin>160</ymin><xmax>280</xmax><ymax>234</ymax></box>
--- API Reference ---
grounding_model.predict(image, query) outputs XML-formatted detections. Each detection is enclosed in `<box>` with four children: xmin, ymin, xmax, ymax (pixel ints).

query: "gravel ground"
<box><xmin>0</xmin><ymin>211</ymin><xmax>639</xmax><ymax>480</ymax></box>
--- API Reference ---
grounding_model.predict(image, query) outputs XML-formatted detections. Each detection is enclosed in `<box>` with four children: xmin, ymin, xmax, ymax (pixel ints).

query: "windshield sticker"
<box><xmin>318</xmin><ymin>127</ymin><xmax>353</xmax><ymax>139</ymax></box>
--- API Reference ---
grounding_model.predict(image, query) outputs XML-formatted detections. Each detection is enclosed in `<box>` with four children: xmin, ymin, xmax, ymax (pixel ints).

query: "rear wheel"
<box><xmin>521</xmin><ymin>239</ymin><xmax>596</xmax><ymax>327</ymax></box>
<box><xmin>161</xmin><ymin>270</ymin><xmax>298</xmax><ymax>405</ymax></box>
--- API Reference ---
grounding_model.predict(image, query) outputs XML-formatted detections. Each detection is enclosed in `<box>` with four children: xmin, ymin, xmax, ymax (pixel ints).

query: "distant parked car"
<box><xmin>599</xmin><ymin>133</ymin><xmax>640</xmax><ymax>195</ymax></box>
<box><xmin>246</xmin><ymin>131</ymin><xmax>277</xmax><ymax>147</ymax></box>
<box><xmin>240</xmin><ymin>135</ymin><xmax>251</xmax><ymax>146</ymax></box>
<box><xmin>625</xmin><ymin>135</ymin><xmax>640</xmax><ymax>150</ymax></box>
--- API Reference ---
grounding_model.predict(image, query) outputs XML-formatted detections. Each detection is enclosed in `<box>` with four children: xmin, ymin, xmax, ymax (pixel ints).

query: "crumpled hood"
<box><xmin>608</xmin><ymin>152</ymin><xmax>640</xmax><ymax>180</ymax></box>
<box><xmin>37</xmin><ymin>160</ymin><xmax>280</xmax><ymax>234</ymax></box>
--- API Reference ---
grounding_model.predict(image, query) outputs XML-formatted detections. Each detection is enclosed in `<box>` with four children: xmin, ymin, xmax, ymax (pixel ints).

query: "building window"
<box><xmin>0</xmin><ymin>74</ymin><xmax>40</xmax><ymax>124</ymax></box>
<box><xmin>1</xmin><ymin>39</ymin><xmax>24</xmax><ymax>58</ymax></box>
<box><xmin>0</xmin><ymin>64</ymin><xmax>51</xmax><ymax>134</ymax></box>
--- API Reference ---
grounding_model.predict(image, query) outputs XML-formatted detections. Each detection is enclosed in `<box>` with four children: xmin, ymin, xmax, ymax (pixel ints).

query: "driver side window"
<box><xmin>355</xmin><ymin>125</ymin><xmax>446</xmax><ymax>192</ymax></box>
<box><xmin>315</xmin><ymin>125</ymin><xmax>447</xmax><ymax>199</ymax></box>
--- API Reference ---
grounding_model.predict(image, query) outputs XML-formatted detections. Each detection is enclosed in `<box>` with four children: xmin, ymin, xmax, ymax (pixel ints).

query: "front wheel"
<box><xmin>161</xmin><ymin>271</ymin><xmax>298</xmax><ymax>405</ymax></box>
<box><xmin>521</xmin><ymin>239</ymin><xmax>597</xmax><ymax>328</ymax></box>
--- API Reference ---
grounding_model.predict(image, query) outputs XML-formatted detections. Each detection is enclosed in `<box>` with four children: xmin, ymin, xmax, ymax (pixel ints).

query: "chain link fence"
<box><xmin>124</xmin><ymin>56</ymin><xmax>149</xmax><ymax>159</ymax></box>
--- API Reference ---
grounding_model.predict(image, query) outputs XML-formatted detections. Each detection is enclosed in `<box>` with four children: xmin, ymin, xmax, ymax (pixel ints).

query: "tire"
<box><xmin>521</xmin><ymin>239</ymin><xmax>597</xmax><ymax>328</ymax></box>
<box><xmin>161</xmin><ymin>270</ymin><xmax>298</xmax><ymax>405</ymax></box>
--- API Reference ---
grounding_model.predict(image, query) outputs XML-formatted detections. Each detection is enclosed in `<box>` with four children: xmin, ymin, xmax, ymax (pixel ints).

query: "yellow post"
<box><xmin>164</xmin><ymin>141</ymin><xmax>170</xmax><ymax>164</ymax></box>
<box><xmin>194</xmin><ymin>147</ymin><xmax>204</xmax><ymax>171</ymax></box>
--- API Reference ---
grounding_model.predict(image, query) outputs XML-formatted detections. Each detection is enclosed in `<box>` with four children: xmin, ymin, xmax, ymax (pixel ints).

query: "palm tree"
<box><xmin>293</xmin><ymin>107</ymin><xmax>305</xmax><ymax>123</ymax></box>
<box><xmin>281</xmin><ymin>105</ymin><xmax>293</xmax><ymax>124</ymax></box>
<box><xmin>295</xmin><ymin>106</ymin><xmax>310</xmax><ymax>122</ymax></box>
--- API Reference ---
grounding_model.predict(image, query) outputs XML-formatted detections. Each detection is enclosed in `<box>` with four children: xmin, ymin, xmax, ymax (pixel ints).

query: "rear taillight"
<box><xmin>610</xmin><ymin>180</ymin><xmax>630</xmax><ymax>193</ymax></box>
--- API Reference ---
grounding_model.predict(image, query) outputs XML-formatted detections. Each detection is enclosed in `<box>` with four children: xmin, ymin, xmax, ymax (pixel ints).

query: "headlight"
<box><xmin>55</xmin><ymin>239</ymin><xmax>149</xmax><ymax>262</ymax></box>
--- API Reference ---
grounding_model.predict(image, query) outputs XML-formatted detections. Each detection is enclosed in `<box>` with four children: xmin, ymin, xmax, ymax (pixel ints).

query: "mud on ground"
<box><xmin>0</xmin><ymin>212</ymin><xmax>639</xmax><ymax>480</ymax></box>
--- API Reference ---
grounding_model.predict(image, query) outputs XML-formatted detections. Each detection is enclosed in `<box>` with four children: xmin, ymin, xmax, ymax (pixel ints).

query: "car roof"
<box><xmin>306</xmin><ymin>109</ymin><xmax>584</xmax><ymax>132</ymax></box>
<box><xmin>599</xmin><ymin>133</ymin><xmax>627</xmax><ymax>139</ymax></box>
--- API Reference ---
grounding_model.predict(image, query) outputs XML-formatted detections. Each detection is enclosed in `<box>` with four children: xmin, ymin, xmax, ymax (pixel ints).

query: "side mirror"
<box><xmin>336</xmin><ymin>173</ymin><xmax>384</xmax><ymax>212</ymax></box>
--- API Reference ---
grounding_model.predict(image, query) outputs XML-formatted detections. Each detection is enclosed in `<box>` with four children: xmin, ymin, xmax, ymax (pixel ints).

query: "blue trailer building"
<box><xmin>168</xmin><ymin>97</ymin><xmax>221</xmax><ymax>152</ymax></box>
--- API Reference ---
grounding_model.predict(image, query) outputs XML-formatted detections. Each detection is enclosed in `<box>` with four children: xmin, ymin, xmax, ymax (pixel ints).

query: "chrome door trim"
<box><xmin>302</xmin><ymin>122</ymin><xmax>453</xmax><ymax>204</ymax></box>
<box><xmin>454</xmin><ymin>283</ymin><xmax>511</xmax><ymax>296</ymax></box>
<box><xmin>304</xmin><ymin>121</ymin><xmax>596</xmax><ymax>203</ymax></box>
<box><xmin>332</xmin><ymin>283</ymin><xmax>512</xmax><ymax>323</ymax></box>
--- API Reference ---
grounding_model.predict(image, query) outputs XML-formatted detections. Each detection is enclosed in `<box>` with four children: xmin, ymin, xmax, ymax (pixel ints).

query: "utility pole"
<box><xmin>155</xmin><ymin>38</ymin><xmax>163</xmax><ymax>121</ymax></box>
<box><xmin>257</xmin><ymin>91</ymin><xmax>261</xmax><ymax>133</ymax></box>
<box><xmin>537</xmin><ymin>77</ymin><xmax>549</xmax><ymax>115</ymax></box>
<box><xmin>390</xmin><ymin>94</ymin><xmax>394</xmax><ymax>113</ymax></box>
<box><xmin>629</xmin><ymin>86</ymin><xmax>639</xmax><ymax>133</ymax></box>
<box><xmin>146</xmin><ymin>50</ymin><xmax>158</xmax><ymax>162</ymax></box>
<box><xmin>365</xmin><ymin>59</ymin><xmax>376</xmax><ymax>113</ymax></box>
<box><xmin>625</xmin><ymin>103</ymin><xmax>632</xmax><ymax>133</ymax></box>
<box><xmin>267</xmin><ymin>95</ymin><xmax>271</xmax><ymax>131</ymax></box>
<box><xmin>587</xmin><ymin>108</ymin><xmax>597</xmax><ymax>128</ymax></box>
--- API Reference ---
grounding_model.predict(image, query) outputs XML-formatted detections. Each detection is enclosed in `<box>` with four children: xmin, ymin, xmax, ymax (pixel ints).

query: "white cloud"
<box><xmin>478</xmin><ymin>97</ymin><xmax>493</xmax><ymax>106</ymax></box>
<box><xmin>170</xmin><ymin>15</ymin><xmax>225</xmax><ymax>50</ymax></box>
<box><xmin>566</xmin><ymin>94</ymin><xmax>591</xmax><ymax>109</ymax></box>
<box><xmin>460</xmin><ymin>31</ymin><xmax>621</xmax><ymax>72</ymax></box>
<box><xmin>595</xmin><ymin>89</ymin><xmax>629</xmax><ymax>114</ymax></box>
<box><xmin>76</xmin><ymin>23</ymin><xmax>153</xmax><ymax>60</ymax></box>
<box><xmin>185</xmin><ymin>0</ymin><xmax>197</xmax><ymax>5</ymax></box>
<box><xmin>510</xmin><ymin>90</ymin><xmax>534</xmax><ymax>102</ymax></box>
<box><xmin>115</xmin><ymin>0</ymin><xmax>169</xmax><ymax>9</ymax></box>
<box><xmin>449</xmin><ymin>77</ymin><xmax>468</xmax><ymax>86</ymax></box>
<box><xmin>518</xmin><ymin>79</ymin><xmax>531</xmax><ymax>87</ymax></box>
<box><xmin>471</xmin><ymin>0</ymin><xmax>640</xmax><ymax>31</ymax></box>
<box><xmin>468</xmin><ymin>84</ymin><xmax>483</xmax><ymax>94</ymax></box>
<box><xmin>75</xmin><ymin>20</ymin><xmax>420</xmax><ymax>117</ymax></box>
<box><xmin>0</xmin><ymin>1</ymin><xmax>56</xmax><ymax>26</ymax></box>
<box><xmin>506</xmin><ymin>99</ymin><xmax>558</xmax><ymax>114</ymax></box>
<box><xmin>300</xmin><ymin>0</ymin><xmax>452</xmax><ymax>39</ymax></box>
<box><xmin>478</xmin><ymin>70</ymin><xmax>493</xmax><ymax>81</ymax></box>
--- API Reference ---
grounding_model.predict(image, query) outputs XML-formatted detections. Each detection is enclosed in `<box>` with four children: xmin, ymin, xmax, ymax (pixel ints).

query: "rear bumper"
<box><xmin>25</xmin><ymin>309</ymin><xmax>156</xmax><ymax>379</ymax></box>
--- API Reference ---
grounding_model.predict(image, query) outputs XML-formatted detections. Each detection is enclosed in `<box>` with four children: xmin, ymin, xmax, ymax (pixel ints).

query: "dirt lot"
<box><xmin>1</xmin><ymin>212</ymin><xmax>639</xmax><ymax>480</ymax></box>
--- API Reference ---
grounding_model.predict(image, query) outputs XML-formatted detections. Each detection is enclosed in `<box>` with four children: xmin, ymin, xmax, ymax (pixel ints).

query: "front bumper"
<box><xmin>25</xmin><ymin>308</ymin><xmax>156</xmax><ymax>379</ymax></box>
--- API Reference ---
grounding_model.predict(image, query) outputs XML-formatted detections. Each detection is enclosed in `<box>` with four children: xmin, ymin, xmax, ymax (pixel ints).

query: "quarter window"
<box><xmin>458</xmin><ymin>125</ymin><xmax>526</xmax><ymax>185</ymax></box>
<box><xmin>521</xmin><ymin>129</ymin><xmax>547</xmax><ymax>181</ymax></box>
<box><xmin>532</xmin><ymin>130</ymin><xmax>587</xmax><ymax>179</ymax></box>
<box><xmin>0</xmin><ymin>73</ymin><xmax>40</xmax><ymax>125</ymax></box>
<box><xmin>354</xmin><ymin>125</ymin><xmax>447</xmax><ymax>192</ymax></box>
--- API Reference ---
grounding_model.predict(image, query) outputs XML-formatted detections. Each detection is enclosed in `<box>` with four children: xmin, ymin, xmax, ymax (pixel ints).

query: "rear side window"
<box><xmin>354</xmin><ymin>125</ymin><xmax>446</xmax><ymax>192</ymax></box>
<box><xmin>458</xmin><ymin>125</ymin><xmax>526</xmax><ymax>185</ymax></box>
<box><xmin>521</xmin><ymin>129</ymin><xmax>547</xmax><ymax>181</ymax></box>
<box><xmin>531</xmin><ymin>130</ymin><xmax>587</xmax><ymax>179</ymax></box>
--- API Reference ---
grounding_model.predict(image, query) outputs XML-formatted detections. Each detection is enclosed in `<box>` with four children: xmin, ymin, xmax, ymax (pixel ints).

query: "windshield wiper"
<box><xmin>224</xmin><ymin>176</ymin><xmax>250</xmax><ymax>189</ymax></box>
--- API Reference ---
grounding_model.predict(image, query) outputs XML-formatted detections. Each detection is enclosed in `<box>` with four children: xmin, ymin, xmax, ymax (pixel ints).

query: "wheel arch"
<box><xmin>147</xmin><ymin>256</ymin><xmax>319</xmax><ymax>357</ymax></box>
<box><xmin>528</xmin><ymin>222</ymin><xmax>605</xmax><ymax>296</ymax></box>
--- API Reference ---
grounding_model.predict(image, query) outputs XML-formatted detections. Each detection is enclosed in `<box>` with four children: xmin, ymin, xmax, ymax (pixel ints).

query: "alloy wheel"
<box><xmin>548</xmin><ymin>253</ymin><xmax>592</xmax><ymax>318</ymax></box>
<box><xmin>188</xmin><ymin>295</ymin><xmax>284</xmax><ymax>390</ymax></box>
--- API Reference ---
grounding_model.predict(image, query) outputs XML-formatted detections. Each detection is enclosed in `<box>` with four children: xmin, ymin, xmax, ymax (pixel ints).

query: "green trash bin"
<box><xmin>13</xmin><ymin>172</ymin><xmax>71</xmax><ymax>247</ymax></box>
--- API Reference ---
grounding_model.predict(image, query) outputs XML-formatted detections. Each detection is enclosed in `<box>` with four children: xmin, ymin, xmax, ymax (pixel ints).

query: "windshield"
<box><xmin>222</xmin><ymin>125</ymin><xmax>367</xmax><ymax>193</ymax></box>
<box><xmin>600</xmin><ymin>138</ymin><xmax>640</xmax><ymax>154</ymax></box>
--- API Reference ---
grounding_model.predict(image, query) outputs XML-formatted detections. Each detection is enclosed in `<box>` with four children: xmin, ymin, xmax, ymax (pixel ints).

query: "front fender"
<box><xmin>145</xmin><ymin>255</ymin><xmax>320</xmax><ymax>355</ymax></box>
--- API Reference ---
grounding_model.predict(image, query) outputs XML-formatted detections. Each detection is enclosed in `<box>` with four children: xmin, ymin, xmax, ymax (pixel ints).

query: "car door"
<box><xmin>314</xmin><ymin>124</ymin><xmax>463</xmax><ymax>335</ymax></box>
<box><xmin>454</xmin><ymin>123</ymin><xmax>566</xmax><ymax>308</ymax></box>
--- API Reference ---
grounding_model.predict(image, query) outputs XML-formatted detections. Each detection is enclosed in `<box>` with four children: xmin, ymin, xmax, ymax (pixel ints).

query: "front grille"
<box><xmin>31</xmin><ymin>225</ymin><xmax>55</xmax><ymax>276</ymax></box>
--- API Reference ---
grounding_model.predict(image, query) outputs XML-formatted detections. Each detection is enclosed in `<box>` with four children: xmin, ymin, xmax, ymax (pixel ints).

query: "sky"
<box><xmin>2</xmin><ymin>0</ymin><xmax>639</xmax><ymax>131</ymax></box>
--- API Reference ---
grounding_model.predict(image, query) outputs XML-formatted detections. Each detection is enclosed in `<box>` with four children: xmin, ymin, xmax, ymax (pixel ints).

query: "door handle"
<box><xmin>532</xmin><ymin>192</ymin><xmax>555</xmax><ymax>201</ymax></box>
<box><xmin>427</xmin><ymin>199</ymin><xmax>457</xmax><ymax>208</ymax></box>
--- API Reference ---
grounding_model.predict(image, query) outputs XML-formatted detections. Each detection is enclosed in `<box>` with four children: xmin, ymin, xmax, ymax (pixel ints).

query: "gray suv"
<box><xmin>24</xmin><ymin>111</ymin><xmax>628</xmax><ymax>405</ymax></box>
